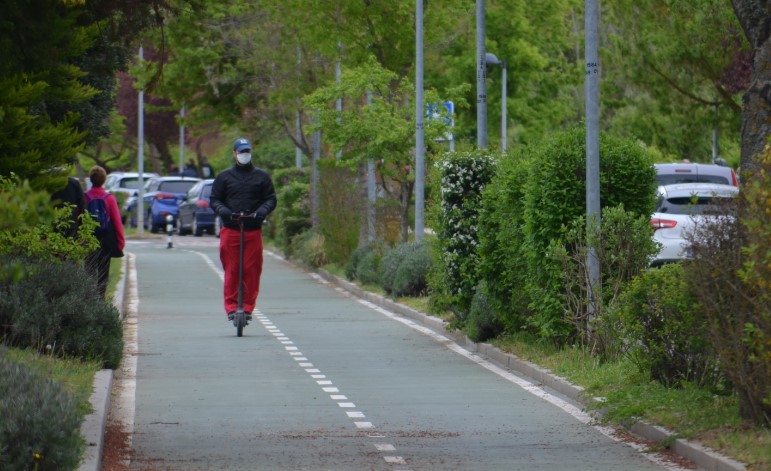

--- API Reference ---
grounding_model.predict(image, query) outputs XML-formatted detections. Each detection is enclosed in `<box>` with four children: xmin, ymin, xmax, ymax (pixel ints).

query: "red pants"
<box><xmin>219</xmin><ymin>227</ymin><xmax>264</xmax><ymax>314</ymax></box>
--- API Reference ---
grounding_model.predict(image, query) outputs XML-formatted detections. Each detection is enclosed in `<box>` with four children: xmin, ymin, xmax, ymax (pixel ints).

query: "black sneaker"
<box><xmin>227</xmin><ymin>312</ymin><xmax>235</xmax><ymax>321</ymax></box>
<box><xmin>246</xmin><ymin>312</ymin><xmax>252</xmax><ymax>323</ymax></box>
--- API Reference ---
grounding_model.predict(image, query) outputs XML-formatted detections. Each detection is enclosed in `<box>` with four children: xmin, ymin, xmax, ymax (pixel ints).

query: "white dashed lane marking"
<box><xmin>251</xmin><ymin>310</ymin><xmax>412</xmax><ymax>470</ymax></box>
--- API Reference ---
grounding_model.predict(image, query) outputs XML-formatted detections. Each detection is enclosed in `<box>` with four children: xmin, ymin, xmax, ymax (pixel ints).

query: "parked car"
<box><xmin>104</xmin><ymin>172</ymin><xmax>159</xmax><ymax>197</ymax></box>
<box><xmin>177</xmin><ymin>179</ymin><xmax>217</xmax><ymax>236</ymax></box>
<box><xmin>654</xmin><ymin>162</ymin><xmax>739</xmax><ymax>187</ymax></box>
<box><xmin>124</xmin><ymin>176</ymin><xmax>201</xmax><ymax>232</ymax></box>
<box><xmin>650</xmin><ymin>183</ymin><xmax>739</xmax><ymax>266</ymax></box>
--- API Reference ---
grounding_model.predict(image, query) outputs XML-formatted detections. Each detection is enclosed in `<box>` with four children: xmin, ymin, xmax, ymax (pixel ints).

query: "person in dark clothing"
<box><xmin>199</xmin><ymin>156</ymin><xmax>216</xmax><ymax>179</ymax></box>
<box><xmin>210</xmin><ymin>138</ymin><xmax>277</xmax><ymax>322</ymax></box>
<box><xmin>84</xmin><ymin>166</ymin><xmax>126</xmax><ymax>299</ymax></box>
<box><xmin>51</xmin><ymin>176</ymin><xmax>85</xmax><ymax>238</ymax></box>
<box><xmin>182</xmin><ymin>159</ymin><xmax>198</xmax><ymax>177</ymax></box>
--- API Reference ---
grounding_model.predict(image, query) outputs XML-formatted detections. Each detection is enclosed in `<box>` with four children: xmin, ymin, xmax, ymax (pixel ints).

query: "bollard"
<box><xmin>166</xmin><ymin>214</ymin><xmax>174</xmax><ymax>249</ymax></box>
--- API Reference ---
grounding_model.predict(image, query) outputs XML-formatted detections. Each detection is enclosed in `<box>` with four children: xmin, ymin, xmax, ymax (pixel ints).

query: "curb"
<box><xmin>77</xmin><ymin>255</ymin><xmax>128</xmax><ymax>471</ymax></box>
<box><xmin>316</xmin><ymin>268</ymin><xmax>746</xmax><ymax>471</ymax></box>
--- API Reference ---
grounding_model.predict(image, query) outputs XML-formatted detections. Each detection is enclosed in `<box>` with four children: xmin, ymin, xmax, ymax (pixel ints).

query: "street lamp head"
<box><xmin>485</xmin><ymin>52</ymin><xmax>502</xmax><ymax>65</ymax></box>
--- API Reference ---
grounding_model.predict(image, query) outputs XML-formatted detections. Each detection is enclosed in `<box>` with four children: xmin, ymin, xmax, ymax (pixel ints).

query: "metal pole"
<box><xmin>179</xmin><ymin>105</ymin><xmax>185</xmax><ymax>174</ymax></box>
<box><xmin>476</xmin><ymin>0</ymin><xmax>488</xmax><ymax>149</ymax></box>
<box><xmin>367</xmin><ymin>91</ymin><xmax>376</xmax><ymax>242</ymax></box>
<box><xmin>414</xmin><ymin>0</ymin><xmax>425</xmax><ymax>241</ymax></box>
<box><xmin>311</xmin><ymin>127</ymin><xmax>320</xmax><ymax>229</ymax></box>
<box><xmin>335</xmin><ymin>45</ymin><xmax>342</xmax><ymax>160</ymax></box>
<box><xmin>501</xmin><ymin>62</ymin><xmax>507</xmax><ymax>153</ymax></box>
<box><xmin>585</xmin><ymin>0</ymin><xmax>601</xmax><ymax>330</ymax></box>
<box><xmin>137</xmin><ymin>46</ymin><xmax>145</xmax><ymax>236</ymax></box>
<box><xmin>296</xmin><ymin>111</ymin><xmax>303</xmax><ymax>168</ymax></box>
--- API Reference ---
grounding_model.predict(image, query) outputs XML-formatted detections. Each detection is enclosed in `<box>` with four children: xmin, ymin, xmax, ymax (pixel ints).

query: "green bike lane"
<box><xmin>121</xmin><ymin>236</ymin><xmax>685</xmax><ymax>471</ymax></box>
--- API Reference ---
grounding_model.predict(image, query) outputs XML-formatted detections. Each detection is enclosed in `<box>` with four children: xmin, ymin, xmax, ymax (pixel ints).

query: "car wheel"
<box><xmin>177</xmin><ymin>217</ymin><xmax>187</xmax><ymax>236</ymax></box>
<box><xmin>148</xmin><ymin>210</ymin><xmax>159</xmax><ymax>233</ymax></box>
<box><xmin>193</xmin><ymin>215</ymin><xmax>203</xmax><ymax>237</ymax></box>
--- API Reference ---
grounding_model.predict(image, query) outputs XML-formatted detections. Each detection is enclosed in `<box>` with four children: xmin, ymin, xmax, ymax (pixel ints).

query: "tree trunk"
<box><xmin>730</xmin><ymin>0</ymin><xmax>771</xmax><ymax>177</ymax></box>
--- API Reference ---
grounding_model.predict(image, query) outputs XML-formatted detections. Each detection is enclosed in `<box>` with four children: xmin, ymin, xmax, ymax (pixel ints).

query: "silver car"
<box><xmin>650</xmin><ymin>183</ymin><xmax>739</xmax><ymax>266</ymax></box>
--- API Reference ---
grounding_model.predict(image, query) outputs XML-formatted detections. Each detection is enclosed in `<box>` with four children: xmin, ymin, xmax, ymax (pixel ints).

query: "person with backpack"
<box><xmin>210</xmin><ymin>137</ymin><xmax>277</xmax><ymax>322</ymax></box>
<box><xmin>84</xmin><ymin>166</ymin><xmax>125</xmax><ymax>298</ymax></box>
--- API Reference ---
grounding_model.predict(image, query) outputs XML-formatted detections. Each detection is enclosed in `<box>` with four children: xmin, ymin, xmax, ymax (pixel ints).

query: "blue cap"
<box><xmin>233</xmin><ymin>138</ymin><xmax>252</xmax><ymax>153</ymax></box>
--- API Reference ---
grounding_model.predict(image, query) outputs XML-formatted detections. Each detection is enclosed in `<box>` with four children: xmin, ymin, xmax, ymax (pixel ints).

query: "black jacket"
<box><xmin>210</xmin><ymin>163</ymin><xmax>277</xmax><ymax>231</ymax></box>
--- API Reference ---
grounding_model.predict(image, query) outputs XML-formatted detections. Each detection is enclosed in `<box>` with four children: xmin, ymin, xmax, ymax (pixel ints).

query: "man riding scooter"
<box><xmin>210</xmin><ymin>138</ymin><xmax>277</xmax><ymax>324</ymax></box>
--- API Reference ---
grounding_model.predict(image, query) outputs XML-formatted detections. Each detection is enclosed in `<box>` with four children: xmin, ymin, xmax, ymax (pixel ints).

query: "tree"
<box><xmin>730</xmin><ymin>0</ymin><xmax>771</xmax><ymax>175</ymax></box>
<box><xmin>603</xmin><ymin>0</ymin><xmax>750</xmax><ymax>163</ymax></box>
<box><xmin>0</xmin><ymin>0</ymin><xmax>168</xmax><ymax>189</ymax></box>
<box><xmin>305</xmin><ymin>59</ymin><xmax>450</xmax><ymax>242</ymax></box>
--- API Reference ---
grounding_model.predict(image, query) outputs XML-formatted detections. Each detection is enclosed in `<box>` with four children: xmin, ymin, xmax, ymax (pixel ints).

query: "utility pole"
<box><xmin>476</xmin><ymin>0</ymin><xmax>488</xmax><ymax>149</ymax></box>
<box><xmin>585</xmin><ymin>0</ymin><xmax>601</xmax><ymax>333</ymax></box>
<box><xmin>179</xmin><ymin>105</ymin><xmax>186</xmax><ymax>174</ymax></box>
<box><xmin>137</xmin><ymin>46</ymin><xmax>145</xmax><ymax>236</ymax></box>
<box><xmin>367</xmin><ymin>91</ymin><xmax>376</xmax><ymax>243</ymax></box>
<box><xmin>414</xmin><ymin>0</ymin><xmax>425</xmax><ymax>242</ymax></box>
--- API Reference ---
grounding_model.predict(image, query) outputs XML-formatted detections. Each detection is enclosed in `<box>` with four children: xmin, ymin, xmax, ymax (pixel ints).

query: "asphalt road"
<box><xmin>113</xmin><ymin>234</ymin><xmax>687</xmax><ymax>471</ymax></box>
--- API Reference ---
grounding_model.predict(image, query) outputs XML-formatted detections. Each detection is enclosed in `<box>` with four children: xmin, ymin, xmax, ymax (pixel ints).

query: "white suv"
<box><xmin>650</xmin><ymin>183</ymin><xmax>739</xmax><ymax>266</ymax></box>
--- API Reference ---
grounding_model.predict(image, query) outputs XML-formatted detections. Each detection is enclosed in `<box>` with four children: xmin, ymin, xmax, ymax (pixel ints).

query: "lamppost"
<box><xmin>485</xmin><ymin>52</ymin><xmax>507</xmax><ymax>153</ymax></box>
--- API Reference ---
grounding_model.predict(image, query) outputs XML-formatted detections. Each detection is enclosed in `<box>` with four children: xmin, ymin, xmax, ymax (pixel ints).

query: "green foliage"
<box><xmin>521</xmin><ymin>125</ymin><xmax>657</xmax><ymax>341</ymax></box>
<box><xmin>0</xmin><ymin>349</ymin><xmax>83</xmax><ymax>471</ymax></box>
<box><xmin>466</xmin><ymin>281</ymin><xmax>505</xmax><ymax>343</ymax></box>
<box><xmin>685</xmin><ymin>146</ymin><xmax>771</xmax><ymax>426</ymax></box>
<box><xmin>604</xmin><ymin>0</ymin><xmax>747</xmax><ymax>164</ymax></box>
<box><xmin>0</xmin><ymin>257</ymin><xmax>123</xmax><ymax>369</ymax></box>
<box><xmin>0</xmin><ymin>176</ymin><xmax>99</xmax><ymax>262</ymax></box>
<box><xmin>429</xmin><ymin>150</ymin><xmax>498</xmax><ymax>315</ymax></box>
<box><xmin>346</xmin><ymin>243</ymin><xmax>385</xmax><ymax>287</ymax></box>
<box><xmin>608</xmin><ymin>264</ymin><xmax>723</xmax><ymax>389</ymax></box>
<box><xmin>289</xmin><ymin>230</ymin><xmax>328</xmax><ymax>269</ymax></box>
<box><xmin>475</xmin><ymin>152</ymin><xmax>534</xmax><ymax>332</ymax></box>
<box><xmin>269</xmin><ymin>167</ymin><xmax>311</xmax><ymax>255</ymax></box>
<box><xmin>318</xmin><ymin>160</ymin><xmax>360</xmax><ymax>266</ymax></box>
<box><xmin>381</xmin><ymin>241</ymin><xmax>432</xmax><ymax>298</ymax></box>
<box><xmin>551</xmin><ymin>205</ymin><xmax>660</xmax><ymax>350</ymax></box>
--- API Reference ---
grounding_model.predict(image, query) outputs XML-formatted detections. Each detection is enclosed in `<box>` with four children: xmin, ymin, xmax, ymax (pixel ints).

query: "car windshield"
<box><xmin>657</xmin><ymin>195</ymin><xmax>735</xmax><ymax>215</ymax></box>
<box><xmin>201</xmin><ymin>184</ymin><xmax>212</xmax><ymax>199</ymax></box>
<box><xmin>159</xmin><ymin>181</ymin><xmax>198</xmax><ymax>194</ymax></box>
<box><xmin>656</xmin><ymin>174</ymin><xmax>730</xmax><ymax>185</ymax></box>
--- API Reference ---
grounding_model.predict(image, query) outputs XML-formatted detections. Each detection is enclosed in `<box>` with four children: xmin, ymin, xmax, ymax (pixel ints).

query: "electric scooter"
<box><xmin>231</xmin><ymin>212</ymin><xmax>255</xmax><ymax>337</ymax></box>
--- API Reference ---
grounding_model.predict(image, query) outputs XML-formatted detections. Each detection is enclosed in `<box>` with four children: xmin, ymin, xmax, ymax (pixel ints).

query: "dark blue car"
<box><xmin>124</xmin><ymin>176</ymin><xmax>200</xmax><ymax>233</ymax></box>
<box><xmin>177</xmin><ymin>179</ymin><xmax>217</xmax><ymax>236</ymax></box>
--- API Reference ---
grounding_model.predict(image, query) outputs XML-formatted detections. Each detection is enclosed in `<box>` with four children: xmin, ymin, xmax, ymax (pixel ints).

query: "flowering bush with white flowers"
<box><xmin>431</xmin><ymin>150</ymin><xmax>498</xmax><ymax>317</ymax></box>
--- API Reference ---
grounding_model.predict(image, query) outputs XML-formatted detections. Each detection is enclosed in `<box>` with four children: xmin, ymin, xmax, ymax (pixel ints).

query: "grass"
<box><xmin>490</xmin><ymin>332</ymin><xmax>771</xmax><ymax>470</ymax></box>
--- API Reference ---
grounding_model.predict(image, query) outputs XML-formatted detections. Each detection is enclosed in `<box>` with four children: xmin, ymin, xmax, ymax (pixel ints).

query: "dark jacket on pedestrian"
<box><xmin>210</xmin><ymin>163</ymin><xmax>277</xmax><ymax>231</ymax></box>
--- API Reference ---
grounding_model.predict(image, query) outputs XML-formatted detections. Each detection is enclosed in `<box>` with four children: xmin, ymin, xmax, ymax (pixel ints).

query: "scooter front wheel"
<box><xmin>235</xmin><ymin>311</ymin><xmax>246</xmax><ymax>337</ymax></box>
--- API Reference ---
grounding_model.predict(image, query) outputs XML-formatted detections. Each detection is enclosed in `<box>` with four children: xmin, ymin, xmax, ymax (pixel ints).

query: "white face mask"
<box><xmin>236</xmin><ymin>152</ymin><xmax>252</xmax><ymax>165</ymax></box>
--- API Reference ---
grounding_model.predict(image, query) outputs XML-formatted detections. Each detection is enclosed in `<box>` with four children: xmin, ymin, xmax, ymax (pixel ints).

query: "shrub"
<box><xmin>0</xmin><ymin>349</ymin><xmax>83</xmax><ymax>471</ymax></box>
<box><xmin>685</xmin><ymin>146</ymin><xmax>771</xmax><ymax>426</ymax></box>
<box><xmin>318</xmin><ymin>160</ymin><xmax>360</xmax><ymax>265</ymax></box>
<box><xmin>381</xmin><ymin>241</ymin><xmax>432</xmax><ymax>297</ymax></box>
<box><xmin>289</xmin><ymin>230</ymin><xmax>328</xmax><ymax>268</ymax></box>
<box><xmin>608</xmin><ymin>263</ymin><xmax>722</xmax><ymax>389</ymax></box>
<box><xmin>346</xmin><ymin>242</ymin><xmax>384</xmax><ymax>286</ymax></box>
<box><xmin>0</xmin><ymin>257</ymin><xmax>123</xmax><ymax>369</ymax></box>
<box><xmin>476</xmin><ymin>152</ymin><xmax>533</xmax><ymax>332</ymax></box>
<box><xmin>466</xmin><ymin>281</ymin><xmax>505</xmax><ymax>342</ymax></box>
<box><xmin>520</xmin><ymin>124</ymin><xmax>657</xmax><ymax>341</ymax></box>
<box><xmin>430</xmin><ymin>150</ymin><xmax>498</xmax><ymax>315</ymax></box>
<box><xmin>551</xmin><ymin>205</ymin><xmax>660</xmax><ymax>351</ymax></box>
